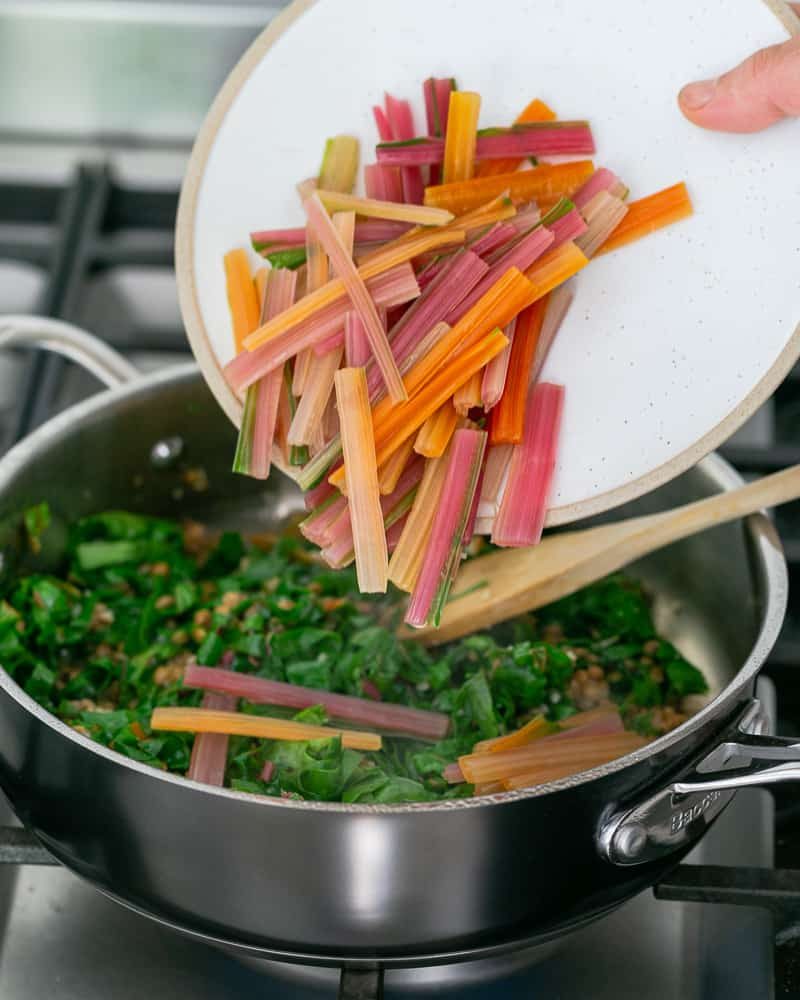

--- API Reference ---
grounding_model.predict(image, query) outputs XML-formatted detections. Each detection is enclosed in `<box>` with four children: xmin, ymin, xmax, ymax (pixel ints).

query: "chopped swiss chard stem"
<box><xmin>405</xmin><ymin>429</ymin><xmax>487</xmax><ymax>628</ymax></box>
<box><xmin>376</xmin><ymin>122</ymin><xmax>594</xmax><ymax>167</ymax></box>
<box><xmin>492</xmin><ymin>382</ymin><xmax>565</xmax><ymax>547</ymax></box>
<box><xmin>571</xmin><ymin>167</ymin><xmax>624</xmax><ymax>211</ymax></box>
<box><xmin>184</xmin><ymin>664</ymin><xmax>450</xmax><ymax>740</ymax></box>
<box><xmin>224</xmin><ymin>263</ymin><xmax>419</xmax><ymax>395</ymax></box>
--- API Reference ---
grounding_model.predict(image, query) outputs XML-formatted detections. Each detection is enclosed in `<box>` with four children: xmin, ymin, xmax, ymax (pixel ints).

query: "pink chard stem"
<box><xmin>304</xmin><ymin>474</ymin><xmax>337</xmax><ymax>512</ymax></box>
<box><xmin>321</xmin><ymin>457</ymin><xmax>424</xmax><ymax>568</ymax></box>
<box><xmin>375</xmin><ymin>123</ymin><xmax>595</xmax><ymax>167</ymax></box>
<box><xmin>300</xmin><ymin>492</ymin><xmax>348</xmax><ymax>547</ymax></box>
<box><xmin>184</xmin><ymin>664</ymin><xmax>450</xmax><ymax>740</ymax></box>
<box><xmin>344</xmin><ymin>311</ymin><xmax>373</xmax><ymax>367</ymax></box>
<box><xmin>423</xmin><ymin>76</ymin><xmax>456</xmax><ymax>185</ymax></box>
<box><xmin>372</xmin><ymin>104</ymin><xmax>393</xmax><ymax>142</ymax></box>
<box><xmin>405</xmin><ymin>428</ymin><xmax>487</xmax><ymax>629</ymax></box>
<box><xmin>371</xmin><ymin>249</ymin><xmax>488</xmax><ymax>398</ymax></box>
<box><xmin>305</xmin><ymin>192</ymin><xmax>407</xmax><ymax>403</ymax></box>
<box><xmin>448</xmin><ymin>228</ymin><xmax>553</xmax><ymax>325</ymax></box>
<box><xmin>187</xmin><ymin>690</ymin><xmax>237</xmax><ymax>786</ymax></box>
<box><xmin>492</xmin><ymin>382</ymin><xmax>565</xmax><ymax>547</ymax></box>
<box><xmin>386</xmin><ymin>513</ymin><xmax>408</xmax><ymax>553</ymax></box>
<box><xmin>481</xmin><ymin>317</ymin><xmax>516</xmax><ymax>410</ymax></box>
<box><xmin>364</xmin><ymin>163</ymin><xmax>404</xmax><ymax>203</ymax></box>
<box><xmin>384</xmin><ymin>93</ymin><xmax>425</xmax><ymax>204</ymax></box>
<box><xmin>547</xmin><ymin>207</ymin><xmax>589</xmax><ymax>249</ymax></box>
<box><xmin>469</xmin><ymin>222</ymin><xmax>520</xmax><ymax>259</ymax></box>
<box><xmin>572</xmin><ymin>167</ymin><xmax>626</xmax><ymax>210</ymax></box>
<box><xmin>251</xmin><ymin>220</ymin><xmax>412</xmax><ymax>250</ymax></box>
<box><xmin>188</xmin><ymin>652</ymin><xmax>237</xmax><ymax>786</ymax></box>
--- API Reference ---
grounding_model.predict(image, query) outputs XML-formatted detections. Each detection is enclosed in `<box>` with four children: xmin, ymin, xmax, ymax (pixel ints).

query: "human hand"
<box><xmin>679</xmin><ymin>10</ymin><xmax>800</xmax><ymax>132</ymax></box>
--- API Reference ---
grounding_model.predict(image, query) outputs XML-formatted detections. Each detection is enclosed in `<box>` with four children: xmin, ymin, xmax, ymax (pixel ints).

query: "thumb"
<box><xmin>678</xmin><ymin>35</ymin><xmax>800</xmax><ymax>132</ymax></box>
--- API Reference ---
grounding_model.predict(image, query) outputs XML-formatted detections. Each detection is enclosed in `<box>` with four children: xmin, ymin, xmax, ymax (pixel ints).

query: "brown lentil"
<box><xmin>153</xmin><ymin>662</ymin><xmax>186</xmax><ymax>687</ymax></box>
<box><xmin>89</xmin><ymin>603</ymin><xmax>114</xmax><ymax>630</ymax></box>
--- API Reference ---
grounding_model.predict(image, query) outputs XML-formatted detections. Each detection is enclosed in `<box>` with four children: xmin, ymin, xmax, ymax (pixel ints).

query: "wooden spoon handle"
<box><xmin>640</xmin><ymin>463</ymin><xmax>800</xmax><ymax>550</ymax></box>
<box><xmin>409</xmin><ymin>464</ymin><xmax>800</xmax><ymax>644</ymax></box>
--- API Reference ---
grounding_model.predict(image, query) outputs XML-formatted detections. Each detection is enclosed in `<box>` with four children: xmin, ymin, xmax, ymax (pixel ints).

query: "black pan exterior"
<box><xmin>0</xmin><ymin>368</ymin><xmax>785</xmax><ymax>960</ymax></box>
<box><xmin>0</xmin><ymin>677</ymin><xmax>751</xmax><ymax>960</ymax></box>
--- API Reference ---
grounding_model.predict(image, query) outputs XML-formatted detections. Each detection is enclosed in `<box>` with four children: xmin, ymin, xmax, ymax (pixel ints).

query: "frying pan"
<box><xmin>0</xmin><ymin>318</ymin><xmax>793</xmax><ymax>967</ymax></box>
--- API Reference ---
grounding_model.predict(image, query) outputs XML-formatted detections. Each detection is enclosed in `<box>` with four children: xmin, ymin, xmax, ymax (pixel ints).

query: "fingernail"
<box><xmin>680</xmin><ymin>78</ymin><xmax>718</xmax><ymax>110</ymax></box>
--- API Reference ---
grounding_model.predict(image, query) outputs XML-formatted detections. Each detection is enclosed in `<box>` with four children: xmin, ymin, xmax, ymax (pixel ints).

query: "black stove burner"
<box><xmin>339</xmin><ymin>968</ymin><xmax>384</xmax><ymax>1000</ymax></box>
<box><xmin>0</xmin><ymin>162</ymin><xmax>178</xmax><ymax>444</ymax></box>
<box><xmin>657</xmin><ymin>864</ymin><xmax>800</xmax><ymax>999</ymax></box>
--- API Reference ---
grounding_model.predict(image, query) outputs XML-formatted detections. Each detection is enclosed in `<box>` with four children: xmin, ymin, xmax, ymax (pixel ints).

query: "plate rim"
<box><xmin>174</xmin><ymin>0</ymin><xmax>800</xmax><ymax>527</ymax></box>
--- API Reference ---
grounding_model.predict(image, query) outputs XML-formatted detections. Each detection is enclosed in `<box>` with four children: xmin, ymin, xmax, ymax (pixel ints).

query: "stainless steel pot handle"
<box><xmin>600</xmin><ymin>700</ymin><xmax>800</xmax><ymax>865</ymax></box>
<box><xmin>0</xmin><ymin>316</ymin><xmax>140</xmax><ymax>388</ymax></box>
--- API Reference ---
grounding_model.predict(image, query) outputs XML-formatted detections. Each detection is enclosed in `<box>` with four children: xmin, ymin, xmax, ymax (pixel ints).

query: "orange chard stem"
<box><xmin>224</xmin><ymin>248</ymin><xmax>260</xmax><ymax>353</ymax></box>
<box><xmin>489</xmin><ymin>296</ymin><xmax>548</xmax><ymax>445</ymax></box>
<box><xmin>414</xmin><ymin>400</ymin><xmax>460</xmax><ymax>458</ymax></box>
<box><xmin>378</xmin><ymin>434</ymin><xmax>416</xmax><ymax>495</ymax></box>
<box><xmin>327</xmin><ymin>267</ymin><xmax>534</xmax><ymax>492</ymax></box>
<box><xmin>151</xmin><ymin>706</ymin><xmax>382</xmax><ymax>752</ymax></box>
<box><xmin>459</xmin><ymin>731</ymin><xmax>647</xmax><ymax>784</ymax></box>
<box><xmin>472</xmin><ymin>715</ymin><xmax>554</xmax><ymax>754</ymax></box>
<box><xmin>442</xmin><ymin>91</ymin><xmax>482</xmax><ymax>184</ymax></box>
<box><xmin>371</xmin><ymin>329</ymin><xmax>508</xmax><ymax>469</ymax></box>
<box><xmin>334</xmin><ymin>366</ymin><xmax>388</xmax><ymax>593</ymax></box>
<box><xmin>253</xmin><ymin>267</ymin><xmax>269</xmax><ymax>304</ymax></box>
<box><xmin>424</xmin><ymin>160</ymin><xmax>594</xmax><ymax>216</ymax></box>
<box><xmin>501</xmin><ymin>735</ymin><xmax>649</xmax><ymax>790</ymax></box>
<box><xmin>523</xmin><ymin>241</ymin><xmax>588</xmax><ymax>305</ymax></box>
<box><xmin>452</xmin><ymin>370</ymin><xmax>483</xmax><ymax>416</ymax></box>
<box><xmin>596</xmin><ymin>181</ymin><xmax>693</xmax><ymax>255</ymax></box>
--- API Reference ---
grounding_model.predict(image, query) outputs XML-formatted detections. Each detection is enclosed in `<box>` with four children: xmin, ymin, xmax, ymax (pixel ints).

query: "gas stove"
<box><xmin>1</xmin><ymin>164</ymin><xmax>799</xmax><ymax>1000</ymax></box>
<box><xmin>0</xmin><ymin>759</ymin><xmax>777</xmax><ymax>999</ymax></box>
<box><xmin>0</xmin><ymin>3</ymin><xmax>799</xmax><ymax>998</ymax></box>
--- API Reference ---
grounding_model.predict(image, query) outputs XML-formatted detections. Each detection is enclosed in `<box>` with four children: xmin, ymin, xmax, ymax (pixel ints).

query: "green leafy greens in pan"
<box><xmin>1</xmin><ymin>507</ymin><xmax>706</xmax><ymax>803</ymax></box>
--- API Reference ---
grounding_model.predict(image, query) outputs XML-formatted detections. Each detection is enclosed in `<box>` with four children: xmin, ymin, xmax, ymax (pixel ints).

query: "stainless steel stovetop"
<box><xmin>0</xmin><ymin>4</ymin><xmax>795</xmax><ymax>997</ymax></box>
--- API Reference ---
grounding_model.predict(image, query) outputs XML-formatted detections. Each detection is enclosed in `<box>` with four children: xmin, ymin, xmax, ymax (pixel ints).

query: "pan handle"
<box><xmin>0</xmin><ymin>316</ymin><xmax>141</xmax><ymax>388</ymax></box>
<box><xmin>599</xmin><ymin>699</ymin><xmax>800</xmax><ymax>866</ymax></box>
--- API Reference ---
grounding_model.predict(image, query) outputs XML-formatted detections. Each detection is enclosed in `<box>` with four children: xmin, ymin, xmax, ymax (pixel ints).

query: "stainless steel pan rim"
<box><xmin>0</xmin><ymin>335</ymin><xmax>787</xmax><ymax>815</ymax></box>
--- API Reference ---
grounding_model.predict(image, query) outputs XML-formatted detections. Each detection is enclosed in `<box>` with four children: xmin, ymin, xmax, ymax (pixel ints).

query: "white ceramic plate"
<box><xmin>176</xmin><ymin>0</ymin><xmax>800</xmax><ymax>527</ymax></box>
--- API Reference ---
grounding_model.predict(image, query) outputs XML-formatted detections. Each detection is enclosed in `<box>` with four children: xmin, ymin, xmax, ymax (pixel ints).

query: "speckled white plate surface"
<box><xmin>176</xmin><ymin>0</ymin><xmax>800</xmax><ymax>527</ymax></box>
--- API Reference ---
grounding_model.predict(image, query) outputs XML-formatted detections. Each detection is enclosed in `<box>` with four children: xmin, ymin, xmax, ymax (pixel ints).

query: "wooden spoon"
<box><xmin>405</xmin><ymin>464</ymin><xmax>800</xmax><ymax>645</ymax></box>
